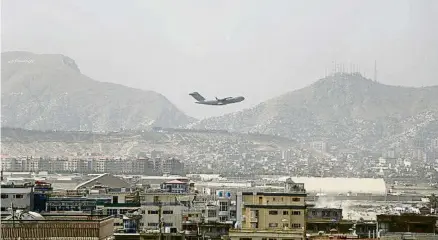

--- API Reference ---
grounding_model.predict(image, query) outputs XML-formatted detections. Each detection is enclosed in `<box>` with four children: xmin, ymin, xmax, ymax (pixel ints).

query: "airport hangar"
<box><xmin>273</xmin><ymin>176</ymin><xmax>387</xmax><ymax>195</ymax></box>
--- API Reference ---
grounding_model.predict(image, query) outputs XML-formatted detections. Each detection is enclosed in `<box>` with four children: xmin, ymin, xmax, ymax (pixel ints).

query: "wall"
<box><xmin>0</xmin><ymin>186</ymin><xmax>33</xmax><ymax>213</ymax></box>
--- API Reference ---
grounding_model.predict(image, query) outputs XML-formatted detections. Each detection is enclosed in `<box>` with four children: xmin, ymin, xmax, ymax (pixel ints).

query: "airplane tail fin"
<box><xmin>189</xmin><ymin>92</ymin><xmax>206</xmax><ymax>101</ymax></box>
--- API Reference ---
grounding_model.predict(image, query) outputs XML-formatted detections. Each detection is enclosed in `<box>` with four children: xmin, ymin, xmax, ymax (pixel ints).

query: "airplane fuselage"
<box><xmin>195</xmin><ymin>96</ymin><xmax>245</xmax><ymax>106</ymax></box>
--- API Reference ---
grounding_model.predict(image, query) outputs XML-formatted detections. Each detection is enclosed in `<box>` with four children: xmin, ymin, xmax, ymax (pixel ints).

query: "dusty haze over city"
<box><xmin>2</xmin><ymin>0</ymin><xmax>438</xmax><ymax>118</ymax></box>
<box><xmin>1</xmin><ymin>1</ymin><xmax>438</xmax><ymax>238</ymax></box>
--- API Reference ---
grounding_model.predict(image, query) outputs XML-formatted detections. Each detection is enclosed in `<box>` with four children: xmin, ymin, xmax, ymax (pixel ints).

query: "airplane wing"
<box><xmin>216</xmin><ymin>97</ymin><xmax>233</xmax><ymax>101</ymax></box>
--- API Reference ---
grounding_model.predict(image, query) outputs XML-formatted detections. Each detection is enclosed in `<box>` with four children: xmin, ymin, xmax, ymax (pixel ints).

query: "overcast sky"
<box><xmin>2</xmin><ymin>0</ymin><xmax>438</xmax><ymax>119</ymax></box>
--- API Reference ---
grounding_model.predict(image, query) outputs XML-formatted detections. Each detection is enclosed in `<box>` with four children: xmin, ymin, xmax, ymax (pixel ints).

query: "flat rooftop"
<box><xmin>1</xmin><ymin>214</ymin><xmax>114</xmax><ymax>240</ymax></box>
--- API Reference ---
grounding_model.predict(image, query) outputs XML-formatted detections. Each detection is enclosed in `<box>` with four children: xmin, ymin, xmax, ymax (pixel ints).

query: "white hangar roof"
<box><xmin>275</xmin><ymin>176</ymin><xmax>387</xmax><ymax>195</ymax></box>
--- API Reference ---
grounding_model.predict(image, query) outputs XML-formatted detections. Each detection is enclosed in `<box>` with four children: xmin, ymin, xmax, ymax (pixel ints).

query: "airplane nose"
<box><xmin>241</xmin><ymin>96</ymin><xmax>245</xmax><ymax>100</ymax></box>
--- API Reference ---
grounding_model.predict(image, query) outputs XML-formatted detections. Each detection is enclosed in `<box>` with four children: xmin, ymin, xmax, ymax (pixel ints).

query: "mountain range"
<box><xmin>1</xmin><ymin>51</ymin><xmax>194</xmax><ymax>131</ymax></box>
<box><xmin>190</xmin><ymin>73</ymin><xmax>438</xmax><ymax>151</ymax></box>
<box><xmin>2</xmin><ymin>51</ymin><xmax>438</xmax><ymax>152</ymax></box>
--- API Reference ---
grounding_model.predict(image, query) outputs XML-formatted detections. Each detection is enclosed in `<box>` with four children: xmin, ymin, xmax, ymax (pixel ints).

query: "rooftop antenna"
<box><xmin>333</xmin><ymin>60</ymin><xmax>337</xmax><ymax>75</ymax></box>
<box><xmin>374</xmin><ymin>60</ymin><xmax>378</xmax><ymax>82</ymax></box>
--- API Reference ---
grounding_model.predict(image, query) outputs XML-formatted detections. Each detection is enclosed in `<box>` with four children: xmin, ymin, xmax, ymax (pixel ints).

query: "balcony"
<box><xmin>218</xmin><ymin>211</ymin><xmax>229</xmax><ymax>216</ymax></box>
<box><xmin>229</xmin><ymin>228</ymin><xmax>305</xmax><ymax>239</ymax></box>
<box><xmin>183</xmin><ymin>230</ymin><xmax>198</xmax><ymax>235</ymax></box>
<box><xmin>140</xmin><ymin>202</ymin><xmax>182</xmax><ymax>206</ymax></box>
<box><xmin>102</xmin><ymin>203</ymin><xmax>141</xmax><ymax>207</ymax></box>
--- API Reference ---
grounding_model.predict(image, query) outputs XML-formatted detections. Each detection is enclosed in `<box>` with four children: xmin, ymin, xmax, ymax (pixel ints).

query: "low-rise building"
<box><xmin>140</xmin><ymin>192</ymin><xmax>196</xmax><ymax>232</ymax></box>
<box><xmin>1</xmin><ymin>182</ymin><xmax>34</xmax><ymax>214</ymax></box>
<box><xmin>377</xmin><ymin>214</ymin><xmax>437</xmax><ymax>235</ymax></box>
<box><xmin>230</xmin><ymin>178</ymin><xmax>307</xmax><ymax>240</ymax></box>
<box><xmin>1</xmin><ymin>212</ymin><xmax>114</xmax><ymax>240</ymax></box>
<box><xmin>161</xmin><ymin>180</ymin><xmax>189</xmax><ymax>193</ymax></box>
<box><xmin>306</xmin><ymin>207</ymin><xmax>353</xmax><ymax>234</ymax></box>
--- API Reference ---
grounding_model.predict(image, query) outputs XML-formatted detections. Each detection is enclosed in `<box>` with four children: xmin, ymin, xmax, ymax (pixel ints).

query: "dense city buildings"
<box><xmin>1</xmin><ymin>170</ymin><xmax>437</xmax><ymax>239</ymax></box>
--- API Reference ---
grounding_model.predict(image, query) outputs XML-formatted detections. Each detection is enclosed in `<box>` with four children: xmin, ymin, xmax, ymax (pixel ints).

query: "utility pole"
<box><xmin>11</xmin><ymin>202</ymin><xmax>17</xmax><ymax>228</ymax></box>
<box><xmin>158</xmin><ymin>200</ymin><xmax>163</xmax><ymax>240</ymax></box>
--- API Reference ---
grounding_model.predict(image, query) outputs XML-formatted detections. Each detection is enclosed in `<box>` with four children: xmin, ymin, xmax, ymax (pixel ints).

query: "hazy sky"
<box><xmin>2</xmin><ymin>0</ymin><xmax>438</xmax><ymax>118</ymax></box>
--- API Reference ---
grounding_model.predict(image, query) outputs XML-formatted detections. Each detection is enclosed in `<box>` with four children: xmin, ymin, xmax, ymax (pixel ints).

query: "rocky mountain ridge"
<box><xmin>190</xmin><ymin>73</ymin><xmax>438</xmax><ymax>151</ymax></box>
<box><xmin>1</xmin><ymin>51</ymin><xmax>195</xmax><ymax>131</ymax></box>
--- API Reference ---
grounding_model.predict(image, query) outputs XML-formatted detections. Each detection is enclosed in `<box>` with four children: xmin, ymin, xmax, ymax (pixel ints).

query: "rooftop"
<box><xmin>165</xmin><ymin>180</ymin><xmax>186</xmax><ymax>184</ymax></box>
<box><xmin>1</xmin><ymin>182</ymin><xmax>34</xmax><ymax>188</ymax></box>
<box><xmin>1</xmin><ymin>214</ymin><xmax>114</xmax><ymax>239</ymax></box>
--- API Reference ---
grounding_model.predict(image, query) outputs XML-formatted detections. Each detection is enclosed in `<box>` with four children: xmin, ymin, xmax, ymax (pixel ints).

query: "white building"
<box><xmin>270</xmin><ymin>176</ymin><xmax>387</xmax><ymax>195</ymax></box>
<box><xmin>1</xmin><ymin>183</ymin><xmax>34</xmax><ymax>214</ymax></box>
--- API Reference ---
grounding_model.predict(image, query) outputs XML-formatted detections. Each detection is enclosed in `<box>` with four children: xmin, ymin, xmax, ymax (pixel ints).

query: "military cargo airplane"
<box><xmin>189</xmin><ymin>92</ymin><xmax>245</xmax><ymax>106</ymax></box>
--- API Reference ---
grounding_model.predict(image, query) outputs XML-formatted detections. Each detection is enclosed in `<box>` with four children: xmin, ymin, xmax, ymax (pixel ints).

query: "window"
<box><xmin>148</xmin><ymin>210</ymin><xmax>159</xmax><ymax>214</ymax></box>
<box><xmin>312</xmin><ymin>211</ymin><xmax>317</xmax><ymax>216</ymax></box>
<box><xmin>268</xmin><ymin>210</ymin><xmax>278</xmax><ymax>215</ymax></box>
<box><xmin>292</xmin><ymin>197</ymin><xmax>300</xmax><ymax>202</ymax></box>
<box><xmin>268</xmin><ymin>223</ymin><xmax>278</xmax><ymax>228</ymax></box>
<box><xmin>14</xmin><ymin>194</ymin><xmax>23</xmax><ymax>199</ymax></box>
<box><xmin>163</xmin><ymin>210</ymin><xmax>173</xmax><ymax>214</ymax></box>
<box><xmin>230</xmin><ymin>210</ymin><xmax>236</xmax><ymax>218</ymax></box>
<box><xmin>1</xmin><ymin>207</ymin><xmax>6</xmax><ymax>211</ymax></box>
<box><xmin>292</xmin><ymin>223</ymin><xmax>301</xmax><ymax>228</ymax></box>
<box><xmin>273</xmin><ymin>197</ymin><xmax>276</xmax><ymax>201</ymax></box>
<box><xmin>283</xmin><ymin>223</ymin><xmax>289</xmax><ymax>228</ymax></box>
<box><xmin>119</xmin><ymin>209</ymin><xmax>128</xmax><ymax>214</ymax></box>
<box><xmin>148</xmin><ymin>223</ymin><xmax>159</xmax><ymax>227</ymax></box>
<box><xmin>164</xmin><ymin>222</ymin><xmax>173</xmax><ymax>227</ymax></box>
<box><xmin>283</xmin><ymin>211</ymin><xmax>288</xmax><ymax>215</ymax></box>
<box><xmin>292</xmin><ymin>211</ymin><xmax>301</xmax><ymax>215</ymax></box>
<box><xmin>1</xmin><ymin>194</ymin><xmax>8</xmax><ymax>199</ymax></box>
<box><xmin>219</xmin><ymin>201</ymin><xmax>228</xmax><ymax>211</ymax></box>
<box><xmin>208</xmin><ymin>209</ymin><xmax>217</xmax><ymax>217</ymax></box>
<box><xmin>107</xmin><ymin>209</ymin><xmax>117</xmax><ymax>216</ymax></box>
